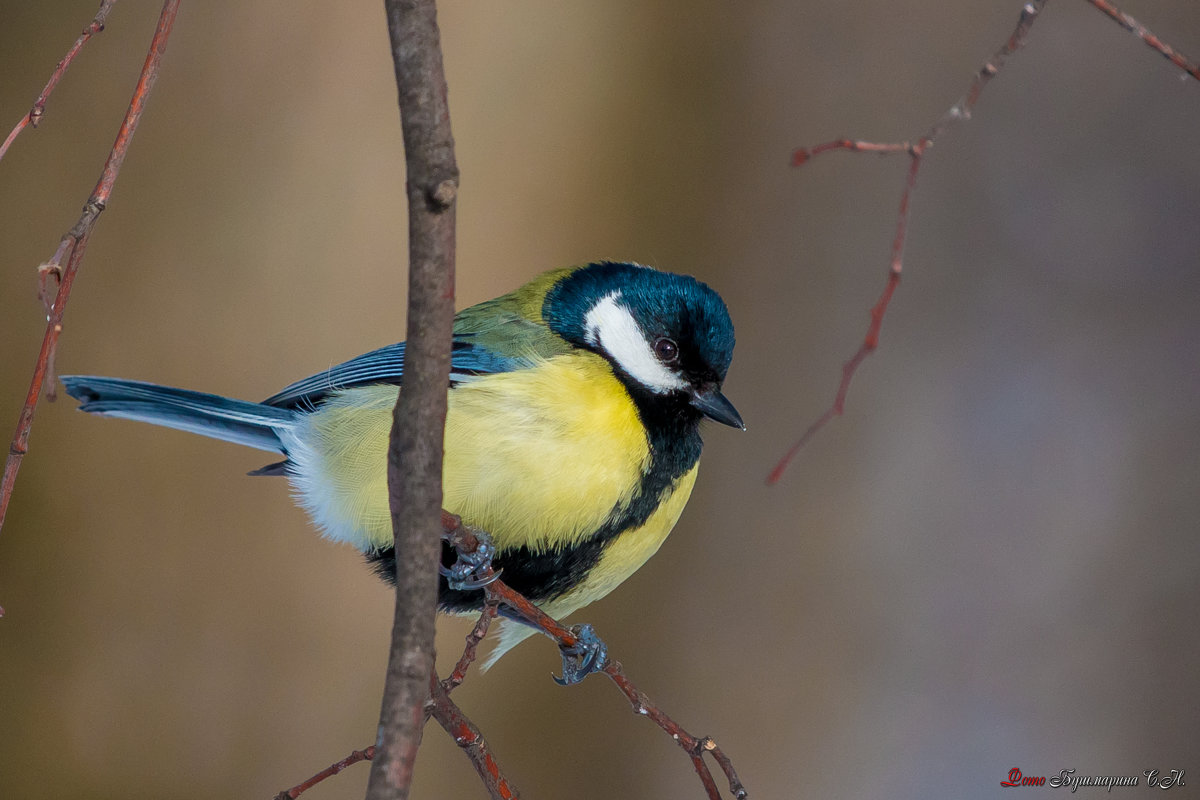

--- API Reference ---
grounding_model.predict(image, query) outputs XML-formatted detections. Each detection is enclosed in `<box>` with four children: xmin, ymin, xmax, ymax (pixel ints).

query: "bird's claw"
<box><xmin>553</xmin><ymin>623</ymin><xmax>608</xmax><ymax>686</ymax></box>
<box><xmin>440</xmin><ymin>530</ymin><xmax>500</xmax><ymax>591</ymax></box>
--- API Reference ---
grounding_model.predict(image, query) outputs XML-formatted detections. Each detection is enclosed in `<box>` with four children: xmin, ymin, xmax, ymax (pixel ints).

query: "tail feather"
<box><xmin>61</xmin><ymin>375</ymin><xmax>295</xmax><ymax>453</ymax></box>
<box><xmin>482</xmin><ymin>619</ymin><xmax>540</xmax><ymax>671</ymax></box>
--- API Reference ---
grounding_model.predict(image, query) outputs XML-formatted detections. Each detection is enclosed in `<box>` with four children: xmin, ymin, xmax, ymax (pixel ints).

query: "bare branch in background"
<box><xmin>0</xmin><ymin>0</ymin><xmax>181</xmax><ymax>543</ymax></box>
<box><xmin>1083</xmin><ymin>0</ymin><xmax>1200</xmax><ymax>80</ymax></box>
<box><xmin>769</xmin><ymin>0</ymin><xmax>1198</xmax><ymax>483</ymax></box>
<box><xmin>0</xmin><ymin>1</ymin><xmax>118</xmax><ymax>164</ymax></box>
<box><xmin>274</xmin><ymin>747</ymin><xmax>378</xmax><ymax>800</ymax></box>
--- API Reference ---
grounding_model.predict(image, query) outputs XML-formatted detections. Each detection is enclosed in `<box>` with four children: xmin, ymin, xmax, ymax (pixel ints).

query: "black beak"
<box><xmin>690</xmin><ymin>387</ymin><xmax>745</xmax><ymax>430</ymax></box>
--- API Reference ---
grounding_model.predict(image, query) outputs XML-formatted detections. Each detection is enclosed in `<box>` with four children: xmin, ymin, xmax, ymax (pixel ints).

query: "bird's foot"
<box><xmin>440</xmin><ymin>523</ymin><xmax>501</xmax><ymax>591</ymax></box>
<box><xmin>553</xmin><ymin>623</ymin><xmax>608</xmax><ymax>686</ymax></box>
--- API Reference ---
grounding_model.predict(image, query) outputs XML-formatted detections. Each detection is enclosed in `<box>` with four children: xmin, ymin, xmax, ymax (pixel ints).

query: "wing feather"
<box><xmin>263</xmin><ymin>306</ymin><xmax>568</xmax><ymax>409</ymax></box>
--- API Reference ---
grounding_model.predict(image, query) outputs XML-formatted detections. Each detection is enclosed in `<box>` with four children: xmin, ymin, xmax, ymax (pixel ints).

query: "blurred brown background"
<box><xmin>2</xmin><ymin>2</ymin><xmax>1198</xmax><ymax>798</ymax></box>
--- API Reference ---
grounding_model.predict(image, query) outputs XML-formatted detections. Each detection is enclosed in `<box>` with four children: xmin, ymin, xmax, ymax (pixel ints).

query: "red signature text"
<box><xmin>1002</xmin><ymin>768</ymin><xmax>1046</xmax><ymax>787</ymax></box>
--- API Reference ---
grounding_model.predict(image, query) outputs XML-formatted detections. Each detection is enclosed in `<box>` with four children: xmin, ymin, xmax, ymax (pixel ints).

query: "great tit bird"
<box><xmin>61</xmin><ymin>261</ymin><xmax>742</xmax><ymax>669</ymax></box>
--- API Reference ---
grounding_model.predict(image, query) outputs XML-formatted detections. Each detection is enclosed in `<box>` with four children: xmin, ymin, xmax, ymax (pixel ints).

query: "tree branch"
<box><xmin>0</xmin><ymin>0</ymin><xmax>181</xmax><ymax>541</ymax></box>
<box><xmin>275</xmin><ymin>746</ymin><xmax>377</xmax><ymax>800</ymax></box>
<box><xmin>365</xmin><ymin>0</ymin><xmax>459</xmax><ymax>798</ymax></box>
<box><xmin>427</xmin><ymin>675</ymin><xmax>520</xmax><ymax>800</ymax></box>
<box><xmin>442</xmin><ymin>516</ymin><xmax>747</xmax><ymax>800</ymax></box>
<box><xmin>484</xmin><ymin>579</ymin><xmax>745</xmax><ymax>799</ymax></box>
<box><xmin>442</xmin><ymin>594</ymin><xmax>500</xmax><ymax>693</ymax></box>
<box><xmin>1083</xmin><ymin>0</ymin><xmax>1199</xmax><ymax>81</ymax></box>
<box><xmin>0</xmin><ymin>1</ymin><xmax>118</xmax><ymax>164</ymax></box>
<box><xmin>769</xmin><ymin>0</ymin><xmax>1048</xmax><ymax>484</ymax></box>
<box><xmin>770</xmin><ymin>0</ymin><xmax>1198</xmax><ymax>482</ymax></box>
<box><xmin>280</xmin><ymin>517</ymin><xmax>747</xmax><ymax>799</ymax></box>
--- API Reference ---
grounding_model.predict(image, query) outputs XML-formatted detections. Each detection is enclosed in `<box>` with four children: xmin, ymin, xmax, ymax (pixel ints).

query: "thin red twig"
<box><xmin>276</xmin><ymin>595</ymin><xmax>503</xmax><ymax>800</ymax></box>
<box><xmin>281</xmin><ymin>517</ymin><xmax>746</xmax><ymax>799</ymax></box>
<box><xmin>602</xmin><ymin>665</ymin><xmax>747</xmax><ymax>799</ymax></box>
<box><xmin>443</xmin><ymin>596</ymin><xmax>500</xmax><ymax>692</ymax></box>
<box><xmin>773</xmin><ymin>0</ymin><xmax>1198</xmax><ymax>482</ymax></box>
<box><xmin>1083</xmin><ymin>0</ymin><xmax>1200</xmax><ymax>81</ymax></box>
<box><xmin>480</xmin><ymin>578</ymin><xmax>745</xmax><ymax>798</ymax></box>
<box><xmin>769</xmin><ymin>0</ymin><xmax>1048</xmax><ymax>484</ymax></box>
<box><xmin>433</xmin><ymin>513</ymin><xmax>745</xmax><ymax>800</ymax></box>
<box><xmin>791</xmin><ymin>138</ymin><xmax>909</xmax><ymax>165</ymax></box>
<box><xmin>428</xmin><ymin>675</ymin><xmax>521</xmax><ymax>800</ymax></box>
<box><xmin>0</xmin><ymin>0</ymin><xmax>181</xmax><ymax>538</ymax></box>
<box><xmin>274</xmin><ymin>746</ymin><xmax>376</xmax><ymax>800</ymax></box>
<box><xmin>0</xmin><ymin>1</ymin><xmax>118</xmax><ymax>164</ymax></box>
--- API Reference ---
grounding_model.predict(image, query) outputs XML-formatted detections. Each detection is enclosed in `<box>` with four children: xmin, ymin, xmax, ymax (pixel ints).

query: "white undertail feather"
<box><xmin>484</xmin><ymin>620</ymin><xmax>540</xmax><ymax>670</ymax></box>
<box><xmin>278</xmin><ymin>388</ymin><xmax>396</xmax><ymax>552</ymax></box>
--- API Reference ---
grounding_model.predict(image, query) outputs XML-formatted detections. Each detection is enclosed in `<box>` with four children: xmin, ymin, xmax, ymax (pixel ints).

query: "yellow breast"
<box><xmin>550</xmin><ymin>462</ymin><xmax>697</xmax><ymax>614</ymax></box>
<box><xmin>288</xmin><ymin>351</ymin><xmax>656</xmax><ymax>555</ymax></box>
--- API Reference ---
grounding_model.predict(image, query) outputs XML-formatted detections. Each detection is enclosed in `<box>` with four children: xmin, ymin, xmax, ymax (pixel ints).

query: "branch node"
<box><xmin>37</xmin><ymin>262</ymin><xmax>63</xmax><ymax>313</ymax></box>
<box><xmin>429</xmin><ymin>178</ymin><xmax>458</xmax><ymax>209</ymax></box>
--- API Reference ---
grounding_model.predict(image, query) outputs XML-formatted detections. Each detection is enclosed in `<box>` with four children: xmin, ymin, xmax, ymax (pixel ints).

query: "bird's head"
<box><xmin>543</xmin><ymin>262</ymin><xmax>743</xmax><ymax>430</ymax></box>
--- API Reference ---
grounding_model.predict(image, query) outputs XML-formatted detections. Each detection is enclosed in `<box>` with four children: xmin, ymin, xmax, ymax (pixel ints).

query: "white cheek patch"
<box><xmin>584</xmin><ymin>292</ymin><xmax>687</xmax><ymax>394</ymax></box>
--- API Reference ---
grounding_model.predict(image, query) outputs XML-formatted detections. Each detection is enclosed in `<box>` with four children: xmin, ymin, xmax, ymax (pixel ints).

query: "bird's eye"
<box><xmin>653</xmin><ymin>337</ymin><xmax>679</xmax><ymax>363</ymax></box>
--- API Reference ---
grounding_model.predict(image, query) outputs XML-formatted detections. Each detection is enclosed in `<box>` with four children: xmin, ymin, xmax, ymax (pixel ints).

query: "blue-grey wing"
<box><xmin>262</xmin><ymin>337</ymin><xmax>535</xmax><ymax>410</ymax></box>
<box><xmin>263</xmin><ymin>296</ymin><xmax>576</xmax><ymax>410</ymax></box>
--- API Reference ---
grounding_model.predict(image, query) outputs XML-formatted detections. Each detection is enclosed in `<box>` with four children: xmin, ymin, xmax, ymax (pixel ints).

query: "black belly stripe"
<box><xmin>367</xmin><ymin>537</ymin><xmax>614</xmax><ymax>609</ymax></box>
<box><xmin>366</xmin><ymin>387</ymin><xmax>705</xmax><ymax>613</ymax></box>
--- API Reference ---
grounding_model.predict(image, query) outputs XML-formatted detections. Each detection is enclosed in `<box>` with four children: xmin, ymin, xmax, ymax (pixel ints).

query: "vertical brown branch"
<box><xmin>0</xmin><ymin>0</ymin><xmax>181</xmax><ymax>537</ymax></box>
<box><xmin>364</xmin><ymin>0</ymin><xmax>459</xmax><ymax>798</ymax></box>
